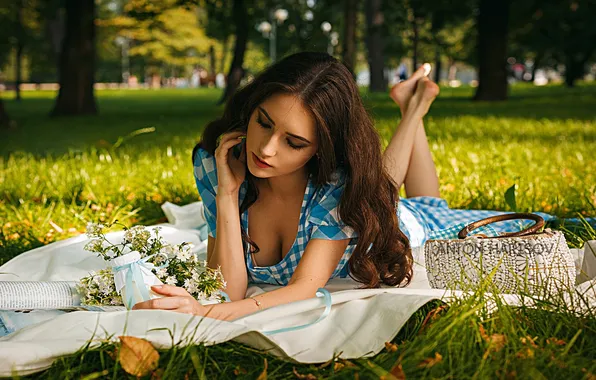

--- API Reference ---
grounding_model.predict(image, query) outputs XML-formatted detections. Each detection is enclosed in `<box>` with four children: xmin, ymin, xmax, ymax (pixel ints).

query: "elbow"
<box><xmin>225</xmin><ymin>282</ymin><xmax>248</xmax><ymax>302</ymax></box>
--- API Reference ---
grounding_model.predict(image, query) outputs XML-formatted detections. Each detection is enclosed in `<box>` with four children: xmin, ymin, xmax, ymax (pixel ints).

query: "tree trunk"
<box><xmin>531</xmin><ymin>53</ymin><xmax>542</xmax><ymax>82</ymax></box>
<box><xmin>14</xmin><ymin>0</ymin><xmax>25</xmax><ymax>102</ymax></box>
<box><xmin>448</xmin><ymin>57</ymin><xmax>457</xmax><ymax>82</ymax></box>
<box><xmin>209</xmin><ymin>44</ymin><xmax>216</xmax><ymax>79</ymax></box>
<box><xmin>342</xmin><ymin>0</ymin><xmax>357</xmax><ymax>78</ymax></box>
<box><xmin>473</xmin><ymin>0</ymin><xmax>510</xmax><ymax>101</ymax></box>
<box><xmin>365</xmin><ymin>0</ymin><xmax>387</xmax><ymax>92</ymax></box>
<box><xmin>0</xmin><ymin>98</ymin><xmax>11</xmax><ymax>128</ymax></box>
<box><xmin>218</xmin><ymin>35</ymin><xmax>231</xmax><ymax>75</ymax></box>
<box><xmin>15</xmin><ymin>42</ymin><xmax>23</xmax><ymax>102</ymax></box>
<box><xmin>564</xmin><ymin>54</ymin><xmax>585</xmax><ymax>88</ymax></box>
<box><xmin>431</xmin><ymin>11</ymin><xmax>445</xmax><ymax>84</ymax></box>
<box><xmin>218</xmin><ymin>0</ymin><xmax>248</xmax><ymax>105</ymax></box>
<box><xmin>412</xmin><ymin>18</ymin><xmax>419</xmax><ymax>72</ymax></box>
<box><xmin>434</xmin><ymin>46</ymin><xmax>441</xmax><ymax>84</ymax></box>
<box><xmin>51</xmin><ymin>0</ymin><xmax>97</xmax><ymax>116</ymax></box>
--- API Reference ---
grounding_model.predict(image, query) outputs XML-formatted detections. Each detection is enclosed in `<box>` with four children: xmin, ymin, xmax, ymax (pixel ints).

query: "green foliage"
<box><xmin>99</xmin><ymin>2</ymin><xmax>219</xmax><ymax>75</ymax></box>
<box><xmin>509</xmin><ymin>0</ymin><xmax>596</xmax><ymax>85</ymax></box>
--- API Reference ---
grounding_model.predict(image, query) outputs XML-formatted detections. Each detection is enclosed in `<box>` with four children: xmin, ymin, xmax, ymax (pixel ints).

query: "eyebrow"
<box><xmin>258</xmin><ymin>106</ymin><xmax>312</xmax><ymax>144</ymax></box>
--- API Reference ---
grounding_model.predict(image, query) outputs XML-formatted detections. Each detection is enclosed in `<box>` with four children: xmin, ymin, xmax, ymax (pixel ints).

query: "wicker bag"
<box><xmin>424</xmin><ymin>213</ymin><xmax>576</xmax><ymax>295</ymax></box>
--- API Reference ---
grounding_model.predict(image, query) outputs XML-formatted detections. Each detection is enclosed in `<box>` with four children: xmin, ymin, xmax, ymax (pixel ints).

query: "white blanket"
<box><xmin>1</xmin><ymin>213</ymin><xmax>595</xmax><ymax>376</ymax></box>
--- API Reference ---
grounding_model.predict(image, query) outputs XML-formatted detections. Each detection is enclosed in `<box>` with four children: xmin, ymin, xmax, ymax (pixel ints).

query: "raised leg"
<box><xmin>384</xmin><ymin>65</ymin><xmax>440</xmax><ymax>198</ymax></box>
<box><xmin>403</xmin><ymin>120</ymin><xmax>440</xmax><ymax>198</ymax></box>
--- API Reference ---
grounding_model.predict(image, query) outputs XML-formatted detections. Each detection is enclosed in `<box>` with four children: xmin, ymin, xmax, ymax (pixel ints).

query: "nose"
<box><xmin>259</xmin><ymin>134</ymin><xmax>279</xmax><ymax>158</ymax></box>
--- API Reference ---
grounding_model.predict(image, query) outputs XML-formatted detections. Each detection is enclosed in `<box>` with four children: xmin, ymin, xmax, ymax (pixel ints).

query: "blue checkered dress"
<box><xmin>193</xmin><ymin>147</ymin><xmax>578</xmax><ymax>286</ymax></box>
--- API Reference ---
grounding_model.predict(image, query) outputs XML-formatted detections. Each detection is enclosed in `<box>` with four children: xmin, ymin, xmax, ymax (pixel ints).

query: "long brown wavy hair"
<box><xmin>194</xmin><ymin>51</ymin><xmax>413</xmax><ymax>288</ymax></box>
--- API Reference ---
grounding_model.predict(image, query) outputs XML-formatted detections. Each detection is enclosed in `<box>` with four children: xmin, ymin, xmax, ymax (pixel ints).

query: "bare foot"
<box><xmin>389</xmin><ymin>64</ymin><xmax>439</xmax><ymax>116</ymax></box>
<box><xmin>407</xmin><ymin>76</ymin><xmax>440</xmax><ymax>118</ymax></box>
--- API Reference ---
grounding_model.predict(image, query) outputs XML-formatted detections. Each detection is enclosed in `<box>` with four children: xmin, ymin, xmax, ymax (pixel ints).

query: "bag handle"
<box><xmin>457</xmin><ymin>212</ymin><xmax>545</xmax><ymax>239</ymax></box>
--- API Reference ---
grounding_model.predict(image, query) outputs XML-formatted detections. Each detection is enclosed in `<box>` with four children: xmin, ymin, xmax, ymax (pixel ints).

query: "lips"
<box><xmin>252</xmin><ymin>153</ymin><xmax>272</xmax><ymax>168</ymax></box>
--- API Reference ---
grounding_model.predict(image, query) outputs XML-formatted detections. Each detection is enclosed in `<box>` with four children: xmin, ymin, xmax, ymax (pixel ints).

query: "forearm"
<box><xmin>210</xmin><ymin>193</ymin><xmax>247</xmax><ymax>302</ymax></box>
<box><xmin>383</xmin><ymin>108</ymin><xmax>424</xmax><ymax>190</ymax></box>
<box><xmin>202</xmin><ymin>282</ymin><xmax>321</xmax><ymax>322</ymax></box>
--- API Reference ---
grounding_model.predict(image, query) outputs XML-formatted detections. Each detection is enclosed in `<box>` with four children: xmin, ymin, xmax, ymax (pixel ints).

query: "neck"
<box><xmin>256</xmin><ymin>168</ymin><xmax>310</xmax><ymax>201</ymax></box>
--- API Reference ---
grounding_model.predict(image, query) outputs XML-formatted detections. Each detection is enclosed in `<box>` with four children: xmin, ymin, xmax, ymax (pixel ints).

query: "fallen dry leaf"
<box><xmin>390</xmin><ymin>362</ymin><xmax>406</xmax><ymax>380</ymax></box>
<box><xmin>546</xmin><ymin>337</ymin><xmax>566</xmax><ymax>346</ymax></box>
<box><xmin>292</xmin><ymin>366</ymin><xmax>317</xmax><ymax>379</ymax></box>
<box><xmin>118</xmin><ymin>336</ymin><xmax>159</xmax><ymax>377</ymax></box>
<box><xmin>515</xmin><ymin>347</ymin><xmax>535</xmax><ymax>359</ymax></box>
<box><xmin>479</xmin><ymin>324</ymin><xmax>507</xmax><ymax>358</ymax></box>
<box><xmin>233</xmin><ymin>366</ymin><xmax>248</xmax><ymax>376</ymax></box>
<box><xmin>151</xmin><ymin>368</ymin><xmax>164</xmax><ymax>380</ymax></box>
<box><xmin>333</xmin><ymin>362</ymin><xmax>344</xmax><ymax>372</ymax></box>
<box><xmin>417</xmin><ymin>352</ymin><xmax>443</xmax><ymax>368</ymax></box>
<box><xmin>384</xmin><ymin>342</ymin><xmax>398</xmax><ymax>352</ymax></box>
<box><xmin>256</xmin><ymin>358</ymin><xmax>268</xmax><ymax>380</ymax></box>
<box><xmin>419</xmin><ymin>305</ymin><xmax>448</xmax><ymax>332</ymax></box>
<box><xmin>316</xmin><ymin>352</ymin><xmax>343</xmax><ymax>369</ymax></box>
<box><xmin>520</xmin><ymin>336</ymin><xmax>538</xmax><ymax>348</ymax></box>
<box><xmin>341</xmin><ymin>359</ymin><xmax>358</xmax><ymax>368</ymax></box>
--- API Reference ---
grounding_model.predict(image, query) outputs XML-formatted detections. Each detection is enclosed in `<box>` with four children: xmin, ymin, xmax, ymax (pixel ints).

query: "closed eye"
<box><xmin>256</xmin><ymin>115</ymin><xmax>307</xmax><ymax>150</ymax></box>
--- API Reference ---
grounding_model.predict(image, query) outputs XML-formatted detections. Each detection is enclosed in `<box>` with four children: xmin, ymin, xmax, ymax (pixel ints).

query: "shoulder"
<box><xmin>193</xmin><ymin>146</ymin><xmax>216</xmax><ymax>175</ymax></box>
<box><xmin>193</xmin><ymin>147</ymin><xmax>219</xmax><ymax>193</ymax></box>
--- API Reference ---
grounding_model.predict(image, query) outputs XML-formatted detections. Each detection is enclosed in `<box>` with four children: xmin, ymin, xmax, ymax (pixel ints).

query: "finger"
<box><xmin>215</xmin><ymin>137</ymin><xmax>244</xmax><ymax>158</ymax></box>
<box><xmin>133</xmin><ymin>296</ymin><xmax>191</xmax><ymax>310</ymax></box>
<box><xmin>151</xmin><ymin>284</ymin><xmax>191</xmax><ymax>297</ymax></box>
<box><xmin>172</xmin><ymin>307</ymin><xmax>196</xmax><ymax>315</ymax></box>
<box><xmin>218</xmin><ymin>131</ymin><xmax>246</xmax><ymax>146</ymax></box>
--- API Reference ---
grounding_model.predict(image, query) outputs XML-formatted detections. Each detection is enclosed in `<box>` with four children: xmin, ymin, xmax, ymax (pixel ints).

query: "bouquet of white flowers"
<box><xmin>77</xmin><ymin>222</ymin><xmax>226</xmax><ymax>309</ymax></box>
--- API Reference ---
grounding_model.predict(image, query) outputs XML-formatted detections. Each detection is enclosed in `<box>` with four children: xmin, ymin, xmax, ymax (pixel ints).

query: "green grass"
<box><xmin>1</xmin><ymin>84</ymin><xmax>596</xmax><ymax>378</ymax></box>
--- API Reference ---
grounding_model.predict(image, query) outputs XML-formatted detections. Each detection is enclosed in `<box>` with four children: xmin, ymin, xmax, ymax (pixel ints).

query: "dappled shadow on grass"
<box><xmin>1</xmin><ymin>84</ymin><xmax>595</xmax><ymax>157</ymax></box>
<box><xmin>0</xmin><ymin>89</ymin><xmax>224</xmax><ymax>157</ymax></box>
<box><xmin>367</xmin><ymin>87</ymin><xmax>596</xmax><ymax>122</ymax></box>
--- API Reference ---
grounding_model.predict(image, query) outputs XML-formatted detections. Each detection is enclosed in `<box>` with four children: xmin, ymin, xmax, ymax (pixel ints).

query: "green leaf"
<box><xmin>504</xmin><ymin>184</ymin><xmax>517</xmax><ymax>212</ymax></box>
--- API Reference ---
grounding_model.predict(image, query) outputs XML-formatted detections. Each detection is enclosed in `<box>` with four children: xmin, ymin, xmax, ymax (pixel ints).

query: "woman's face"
<box><xmin>246</xmin><ymin>93</ymin><xmax>318</xmax><ymax>178</ymax></box>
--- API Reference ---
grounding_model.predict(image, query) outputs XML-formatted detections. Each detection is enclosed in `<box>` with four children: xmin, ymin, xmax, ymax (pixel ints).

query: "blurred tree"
<box><xmin>365</xmin><ymin>0</ymin><xmax>387</xmax><ymax>92</ymax></box>
<box><xmin>0</xmin><ymin>0</ymin><xmax>44</xmax><ymax>100</ymax></box>
<box><xmin>102</xmin><ymin>0</ymin><xmax>219</xmax><ymax>80</ymax></box>
<box><xmin>426</xmin><ymin>0</ymin><xmax>475</xmax><ymax>83</ymax></box>
<box><xmin>382</xmin><ymin>0</ymin><xmax>474</xmax><ymax>83</ymax></box>
<box><xmin>218</xmin><ymin>0</ymin><xmax>248</xmax><ymax>104</ymax></box>
<box><xmin>200</xmin><ymin>0</ymin><xmax>234</xmax><ymax>78</ymax></box>
<box><xmin>510</xmin><ymin>0</ymin><xmax>596</xmax><ymax>87</ymax></box>
<box><xmin>51</xmin><ymin>0</ymin><xmax>97</xmax><ymax>116</ymax></box>
<box><xmin>474</xmin><ymin>0</ymin><xmax>510</xmax><ymax>101</ymax></box>
<box><xmin>0</xmin><ymin>98</ymin><xmax>10</xmax><ymax>128</ymax></box>
<box><xmin>382</xmin><ymin>1</ymin><xmax>409</xmax><ymax>68</ymax></box>
<box><xmin>14</xmin><ymin>0</ymin><xmax>24</xmax><ymax>101</ymax></box>
<box><xmin>342</xmin><ymin>0</ymin><xmax>358</xmax><ymax>77</ymax></box>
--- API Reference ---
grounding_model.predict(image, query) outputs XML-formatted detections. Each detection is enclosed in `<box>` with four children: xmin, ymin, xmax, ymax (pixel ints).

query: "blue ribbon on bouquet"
<box><xmin>113</xmin><ymin>253</ymin><xmax>168</xmax><ymax>310</ymax></box>
<box><xmin>260</xmin><ymin>288</ymin><xmax>333</xmax><ymax>336</ymax></box>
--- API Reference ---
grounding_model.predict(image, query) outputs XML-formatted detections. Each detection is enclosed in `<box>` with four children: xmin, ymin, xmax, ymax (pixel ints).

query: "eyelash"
<box><xmin>256</xmin><ymin>115</ymin><xmax>306</xmax><ymax>150</ymax></box>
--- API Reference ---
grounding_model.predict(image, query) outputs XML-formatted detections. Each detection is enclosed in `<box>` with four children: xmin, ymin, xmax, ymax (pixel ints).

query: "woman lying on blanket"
<box><xmin>132</xmin><ymin>51</ymin><xmax>556</xmax><ymax>319</ymax></box>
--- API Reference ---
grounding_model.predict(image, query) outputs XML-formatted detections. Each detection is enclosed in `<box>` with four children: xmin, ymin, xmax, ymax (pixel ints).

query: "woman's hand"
<box><xmin>389</xmin><ymin>64</ymin><xmax>439</xmax><ymax>118</ymax></box>
<box><xmin>132</xmin><ymin>285</ymin><xmax>207</xmax><ymax>315</ymax></box>
<box><xmin>214</xmin><ymin>131</ymin><xmax>247</xmax><ymax>196</ymax></box>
